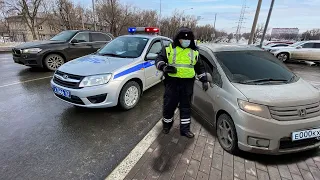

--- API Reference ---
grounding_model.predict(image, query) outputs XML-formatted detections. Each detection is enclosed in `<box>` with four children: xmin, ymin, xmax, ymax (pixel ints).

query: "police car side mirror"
<box><xmin>70</xmin><ymin>39</ymin><xmax>79</xmax><ymax>44</ymax></box>
<box><xmin>296</xmin><ymin>46</ymin><xmax>302</xmax><ymax>49</ymax></box>
<box><xmin>146</xmin><ymin>53</ymin><xmax>158</xmax><ymax>60</ymax></box>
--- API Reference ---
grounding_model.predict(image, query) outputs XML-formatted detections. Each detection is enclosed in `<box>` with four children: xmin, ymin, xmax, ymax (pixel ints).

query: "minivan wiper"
<box><xmin>241</xmin><ymin>78</ymin><xmax>288</xmax><ymax>84</ymax></box>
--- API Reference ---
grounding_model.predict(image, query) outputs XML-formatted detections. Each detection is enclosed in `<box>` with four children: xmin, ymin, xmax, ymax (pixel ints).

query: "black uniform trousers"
<box><xmin>163</xmin><ymin>76</ymin><xmax>195</xmax><ymax>134</ymax></box>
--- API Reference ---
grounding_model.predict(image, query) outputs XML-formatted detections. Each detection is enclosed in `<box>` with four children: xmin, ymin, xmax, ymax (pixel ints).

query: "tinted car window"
<box><xmin>302</xmin><ymin>43</ymin><xmax>314</xmax><ymax>48</ymax></box>
<box><xmin>50</xmin><ymin>30</ymin><xmax>77</xmax><ymax>41</ymax></box>
<box><xmin>97</xmin><ymin>36</ymin><xmax>149</xmax><ymax>58</ymax></box>
<box><xmin>215</xmin><ymin>51</ymin><xmax>296</xmax><ymax>84</ymax></box>
<box><xmin>73</xmin><ymin>33</ymin><xmax>90</xmax><ymax>42</ymax></box>
<box><xmin>91</xmin><ymin>33</ymin><xmax>111</xmax><ymax>42</ymax></box>
<box><xmin>314</xmin><ymin>43</ymin><xmax>320</xmax><ymax>48</ymax></box>
<box><xmin>273</xmin><ymin>44</ymin><xmax>288</xmax><ymax>47</ymax></box>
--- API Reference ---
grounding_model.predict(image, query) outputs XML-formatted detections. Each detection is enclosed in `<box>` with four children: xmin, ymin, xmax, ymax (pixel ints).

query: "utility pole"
<box><xmin>260</xmin><ymin>0</ymin><xmax>275</xmax><ymax>47</ymax></box>
<box><xmin>248</xmin><ymin>0</ymin><xmax>262</xmax><ymax>45</ymax></box>
<box><xmin>92</xmin><ymin>0</ymin><xmax>96</xmax><ymax>31</ymax></box>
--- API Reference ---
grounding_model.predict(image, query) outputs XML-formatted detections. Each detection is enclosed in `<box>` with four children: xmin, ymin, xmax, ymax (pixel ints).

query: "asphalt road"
<box><xmin>1</xmin><ymin>53</ymin><xmax>320</xmax><ymax>180</ymax></box>
<box><xmin>0</xmin><ymin>53</ymin><xmax>164</xmax><ymax>179</ymax></box>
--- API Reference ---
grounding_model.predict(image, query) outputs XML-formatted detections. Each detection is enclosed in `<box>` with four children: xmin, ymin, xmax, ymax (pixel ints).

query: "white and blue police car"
<box><xmin>51</xmin><ymin>27</ymin><xmax>172</xmax><ymax>109</ymax></box>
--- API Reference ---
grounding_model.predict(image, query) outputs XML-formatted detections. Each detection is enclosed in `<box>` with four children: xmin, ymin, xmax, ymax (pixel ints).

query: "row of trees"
<box><xmin>0</xmin><ymin>0</ymin><xmax>223</xmax><ymax>41</ymax></box>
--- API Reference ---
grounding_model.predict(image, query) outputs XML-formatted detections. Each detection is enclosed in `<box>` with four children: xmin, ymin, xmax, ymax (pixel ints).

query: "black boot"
<box><xmin>180</xmin><ymin>122</ymin><xmax>194</xmax><ymax>138</ymax></box>
<box><xmin>162</xmin><ymin>118</ymin><xmax>173</xmax><ymax>134</ymax></box>
<box><xmin>181</xmin><ymin>131</ymin><xmax>195</xmax><ymax>138</ymax></box>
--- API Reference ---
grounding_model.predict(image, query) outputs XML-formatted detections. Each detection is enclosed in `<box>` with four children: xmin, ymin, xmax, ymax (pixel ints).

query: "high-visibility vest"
<box><xmin>165</xmin><ymin>44</ymin><xmax>198</xmax><ymax>78</ymax></box>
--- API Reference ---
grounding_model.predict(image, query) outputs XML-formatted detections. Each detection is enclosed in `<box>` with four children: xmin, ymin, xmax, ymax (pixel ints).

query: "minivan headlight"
<box><xmin>79</xmin><ymin>74</ymin><xmax>112</xmax><ymax>87</ymax></box>
<box><xmin>238</xmin><ymin>99</ymin><xmax>271</xmax><ymax>119</ymax></box>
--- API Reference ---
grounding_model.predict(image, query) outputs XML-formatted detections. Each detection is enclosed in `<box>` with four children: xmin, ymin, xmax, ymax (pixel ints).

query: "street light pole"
<box><xmin>92</xmin><ymin>0</ymin><xmax>97</xmax><ymax>31</ymax></box>
<box><xmin>213</xmin><ymin>13</ymin><xmax>217</xmax><ymax>29</ymax></box>
<box><xmin>248</xmin><ymin>0</ymin><xmax>262</xmax><ymax>45</ymax></box>
<box><xmin>260</xmin><ymin>0</ymin><xmax>275</xmax><ymax>47</ymax></box>
<box><xmin>159</xmin><ymin>0</ymin><xmax>162</xmax><ymax>34</ymax></box>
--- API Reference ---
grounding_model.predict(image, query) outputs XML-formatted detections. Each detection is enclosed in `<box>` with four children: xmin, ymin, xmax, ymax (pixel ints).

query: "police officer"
<box><xmin>155</xmin><ymin>27</ymin><xmax>208</xmax><ymax>138</ymax></box>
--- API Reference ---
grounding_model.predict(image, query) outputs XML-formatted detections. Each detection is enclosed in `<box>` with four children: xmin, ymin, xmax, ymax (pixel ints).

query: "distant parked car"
<box><xmin>262</xmin><ymin>43</ymin><xmax>290</xmax><ymax>51</ymax></box>
<box><xmin>12</xmin><ymin>30</ymin><xmax>114</xmax><ymax>71</ymax></box>
<box><xmin>269</xmin><ymin>40</ymin><xmax>320</xmax><ymax>63</ymax></box>
<box><xmin>265</xmin><ymin>41</ymin><xmax>294</xmax><ymax>46</ymax></box>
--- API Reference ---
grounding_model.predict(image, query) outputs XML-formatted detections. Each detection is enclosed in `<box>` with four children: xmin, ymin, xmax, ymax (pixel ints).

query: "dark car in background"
<box><xmin>12</xmin><ymin>30</ymin><xmax>114</xmax><ymax>71</ymax></box>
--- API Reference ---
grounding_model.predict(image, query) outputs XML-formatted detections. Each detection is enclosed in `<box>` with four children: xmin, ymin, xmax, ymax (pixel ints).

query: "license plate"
<box><xmin>292</xmin><ymin>128</ymin><xmax>320</xmax><ymax>141</ymax></box>
<box><xmin>52</xmin><ymin>86</ymin><xmax>71</xmax><ymax>98</ymax></box>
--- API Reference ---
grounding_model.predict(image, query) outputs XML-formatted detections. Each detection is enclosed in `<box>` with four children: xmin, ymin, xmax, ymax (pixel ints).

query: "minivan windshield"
<box><xmin>97</xmin><ymin>36</ymin><xmax>149</xmax><ymax>58</ymax></box>
<box><xmin>215</xmin><ymin>50</ymin><xmax>297</xmax><ymax>85</ymax></box>
<box><xmin>50</xmin><ymin>31</ymin><xmax>77</xmax><ymax>41</ymax></box>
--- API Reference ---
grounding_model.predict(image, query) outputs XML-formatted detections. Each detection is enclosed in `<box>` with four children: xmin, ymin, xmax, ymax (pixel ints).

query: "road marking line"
<box><xmin>0</xmin><ymin>76</ymin><xmax>53</xmax><ymax>88</ymax></box>
<box><xmin>105</xmin><ymin>109</ymin><xmax>178</xmax><ymax>180</ymax></box>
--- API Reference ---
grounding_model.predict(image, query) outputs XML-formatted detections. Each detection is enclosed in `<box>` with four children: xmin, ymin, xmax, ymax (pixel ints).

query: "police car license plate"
<box><xmin>53</xmin><ymin>86</ymin><xmax>71</xmax><ymax>98</ymax></box>
<box><xmin>292</xmin><ymin>128</ymin><xmax>320</xmax><ymax>141</ymax></box>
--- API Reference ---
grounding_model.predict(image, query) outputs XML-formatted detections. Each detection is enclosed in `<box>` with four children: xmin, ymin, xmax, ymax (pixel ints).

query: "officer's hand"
<box><xmin>202</xmin><ymin>82</ymin><xmax>209</xmax><ymax>91</ymax></box>
<box><xmin>163</xmin><ymin>65</ymin><xmax>177</xmax><ymax>74</ymax></box>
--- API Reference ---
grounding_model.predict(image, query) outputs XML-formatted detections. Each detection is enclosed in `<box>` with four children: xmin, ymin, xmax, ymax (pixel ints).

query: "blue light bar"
<box><xmin>128</xmin><ymin>27</ymin><xmax>136</xmax><ymax>33</ymax></box>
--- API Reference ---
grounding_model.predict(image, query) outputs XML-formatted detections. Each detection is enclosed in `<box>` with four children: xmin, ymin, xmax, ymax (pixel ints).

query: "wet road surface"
<box><xmin>0</xmin><ymin>53</ymin><xmax>163</xmax><ymax>179</ymax></box>
<box><xmin>0</xmin><ymin>53</ymin><xmax>320</xmax><ymax>180</ymax></box>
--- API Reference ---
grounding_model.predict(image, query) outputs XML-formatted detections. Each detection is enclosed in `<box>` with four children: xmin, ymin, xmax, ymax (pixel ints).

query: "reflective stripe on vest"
<box><xmin>165</xmin><ymin>44</ymin><xmax>198</xmax><ymax>78</ymax></box>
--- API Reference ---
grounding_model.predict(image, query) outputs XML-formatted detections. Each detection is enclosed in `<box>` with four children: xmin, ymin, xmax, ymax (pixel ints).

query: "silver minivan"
<box><xmin>192</xmin><ymin>44</ymin><xmax>320</xmax><ymax>155</ymax></box>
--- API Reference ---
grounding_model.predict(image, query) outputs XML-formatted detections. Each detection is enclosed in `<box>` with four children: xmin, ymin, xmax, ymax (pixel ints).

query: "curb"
<box><xmin>105</xmin><ymin>109</ymin><xmax>178</xmax><ymax>180</ymax></box>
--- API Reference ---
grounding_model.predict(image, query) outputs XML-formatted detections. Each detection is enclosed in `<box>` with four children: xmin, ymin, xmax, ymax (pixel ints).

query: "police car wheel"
<box><xmin>119</xmin><ymin>81</ymin><xmax>141</xmax><ymax>110</ymax></box>
<box><xmin>44</xmin><ymin>54</ymin><xmax>65</xmax><ymax>71</ymax></box>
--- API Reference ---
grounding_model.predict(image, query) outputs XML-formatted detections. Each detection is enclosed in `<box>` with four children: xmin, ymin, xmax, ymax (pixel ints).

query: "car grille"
<box><xmin>12</xmin><ymin>49</ymin><xmax>21</xmax><ymax>57</ymax></box>
<box><xmin>55</xmin><ymin>94</ymin><xmax>84</xmax><ymax>105</ymax></box>
<box><xmin>269</xmin><ymin>102</ymin><xmax>320</xmax><ymax>121</ymax></box>
<box><xmin>279</xmin><ymin>137</ymin><xmax>320</xmax><ymax>150</ymax></box>
<box><xmin>53</xmin><ymin>70</ymin><xmax>84</xmax><ymax>89</ymax></box>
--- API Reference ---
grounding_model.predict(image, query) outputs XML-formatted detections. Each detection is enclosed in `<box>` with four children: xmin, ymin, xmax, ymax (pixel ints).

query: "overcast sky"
<box><xmin>76</xmin><ymin>0</ymin><xmax>320</xmax><ymax>34</ymax></box>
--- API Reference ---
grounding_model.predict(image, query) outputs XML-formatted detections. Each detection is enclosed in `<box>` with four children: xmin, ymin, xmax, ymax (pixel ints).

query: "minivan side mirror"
<box><xmin>146</xmin><ymin>53</ymin><xmax>158</xmax><ymax>60</ymax></box>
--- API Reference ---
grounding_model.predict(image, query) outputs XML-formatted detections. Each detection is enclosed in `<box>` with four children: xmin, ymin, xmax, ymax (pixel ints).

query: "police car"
<box><xmin>50</xmin><ymin>27</ymin><xmax>172</xmax><ymax>109</ymax></box>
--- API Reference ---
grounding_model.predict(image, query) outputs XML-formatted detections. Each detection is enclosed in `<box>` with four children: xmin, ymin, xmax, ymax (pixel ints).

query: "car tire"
<box><xmin>119</xmin><ymin>81</ymin><xmax>141</xmax><ymax>110</ymax></box>
<box><xmin>44</xmin><ymin>54</ymin><xmax>65</xmax><ymax>71</ymax></box>
<box><xmin>277</xmin><ymin>52</ymin><xmax>289</xmax><ymax>62</ymax></box>
<box><xmin>216</xmin><ymin>114</ymin><xmax>239</xmax><ymax>154</ymax></box>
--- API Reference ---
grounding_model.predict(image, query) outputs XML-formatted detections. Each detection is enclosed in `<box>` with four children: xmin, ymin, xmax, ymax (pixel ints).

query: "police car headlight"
<box><xmin>270</xmin><ymin>49</ymin><xmax>279</xmax><ymax>53</ymax></box>
<box><xmin>22</xmin><ymin>48</ymin><xmax>42</xmax><ymax>54</ymax></box>
<box><xmin>79</xmin><ymin>74</ymin><xmax>112</xmax><ymax>87</ymax></box>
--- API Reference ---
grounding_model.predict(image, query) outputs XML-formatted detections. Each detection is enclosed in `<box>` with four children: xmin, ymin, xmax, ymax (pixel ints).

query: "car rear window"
<box><xmin>214</xmin><ymin>50</ymin><xmax>296</xmax><ymax>84</ymax></box>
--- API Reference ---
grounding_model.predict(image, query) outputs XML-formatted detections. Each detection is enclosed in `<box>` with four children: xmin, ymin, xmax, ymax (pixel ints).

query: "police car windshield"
<box><xmin>97</xmin><ymin>36</ymin><xmax>149</xmax><ymax>58</ymax></box>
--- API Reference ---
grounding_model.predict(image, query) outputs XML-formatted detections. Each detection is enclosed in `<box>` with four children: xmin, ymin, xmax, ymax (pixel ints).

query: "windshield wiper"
<box><xmin>98</xmin><ymin>53</ymin><xmax>123</xmax><ymax>57</ymax></box>
<box><xmin>241</xmin><ymin>78</ymin><xmax>289</xmax><ymax>84</ymax></box>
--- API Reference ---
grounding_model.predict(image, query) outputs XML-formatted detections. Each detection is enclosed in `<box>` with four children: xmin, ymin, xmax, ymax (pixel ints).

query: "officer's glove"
<box><xmin>163</xmin><ymin>65</ymin><xmax>177</xmax><ymax>74</ymax></box>
<box><xmin>202</xmin><ymin>82</ymin><xmax>209</xmax><ymax>91</ymax></box>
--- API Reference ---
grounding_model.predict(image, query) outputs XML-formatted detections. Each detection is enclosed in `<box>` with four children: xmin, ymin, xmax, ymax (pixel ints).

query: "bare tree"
<box><xmin>302</xmin><ymin>29</ymin><xmax>320</xmax><ymax>40</ymax></box>
<box><xmin>253</xmin><ymin>24</ymin><xmax>264</xmax><ymax>44</ymax></box>
<box><xmin>5</xmin><ymin>0</ymin><xmax>46</xmax><ymax>40</ymax></box>
<box><xmin>227</xmin><ymin>33</ymin><xmax>233</xmax><ymax>43</ymax></box>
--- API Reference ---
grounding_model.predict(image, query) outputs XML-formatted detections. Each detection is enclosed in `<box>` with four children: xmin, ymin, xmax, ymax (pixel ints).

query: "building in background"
<box><xmin>271</xmin><ymin>28</ymin><xmax>299</xmax><ymax>40</ymax></box>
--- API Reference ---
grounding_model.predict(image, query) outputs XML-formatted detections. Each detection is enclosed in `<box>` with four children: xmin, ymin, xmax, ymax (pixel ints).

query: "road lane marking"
<box><xmin>0</xmin><ymin>76</ymin><xmax>53</xmax><ymax>88</ymax></box>
<box><xmin>105</xmin><ymin>109</ymin><xmax>178</xmax><ymax>180</ymax></box>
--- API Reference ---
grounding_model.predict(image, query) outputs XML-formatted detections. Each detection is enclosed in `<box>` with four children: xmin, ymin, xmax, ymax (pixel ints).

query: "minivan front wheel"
<box><xmin>44</xmin><ymin>54</ymin><xmax>65</xmax><ymax>71</ymax></box>
<box><xmin>216</xmin><ymin>114</ymin><xmax>238</xmax><ymax>154</ymax></box>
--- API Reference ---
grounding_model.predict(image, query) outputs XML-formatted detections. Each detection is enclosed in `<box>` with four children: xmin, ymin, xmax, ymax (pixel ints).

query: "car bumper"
<box><xmin>50</xmin><ymin>79</ymin><xmax>120</xmax><ymax>108</ymax></box>
<box><xmin>234</xmin><ymin>109</ymin><xmax>320</xmax><ymax>155</ymax></box>
<box><xmin>12</xmin><ymin>54</ymin><xmax>43</xmax><ymax>67</ymax></box>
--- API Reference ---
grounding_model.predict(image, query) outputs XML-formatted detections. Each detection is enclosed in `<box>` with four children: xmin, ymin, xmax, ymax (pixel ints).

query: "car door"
<box><xmin>192</xmin><ymin>51</ymin><xmax>223</xmax><ymax>122</ymax></box>
<box><xmin>291</xmin><ymin>42</ymin><xmax>314</xmax><ymax>60</ymax></box>
<box><xmin>90</xmin><ymin>32</ymin><xmax>113</xmax><ymax>52</ymax></box>
<box><xmin>144</xmin><ymin>39</ymin><xmax>163</xmax><ymax>88</ymax></box>
<box><xmin>67</xmin><ymin>32</ymin><xmax>93</xmax><ymax>60</ymax></box>
<box><xmin>311</xmin><ymin>43</ymin><xmax>320</xmax><ymax>61</ymax></box>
